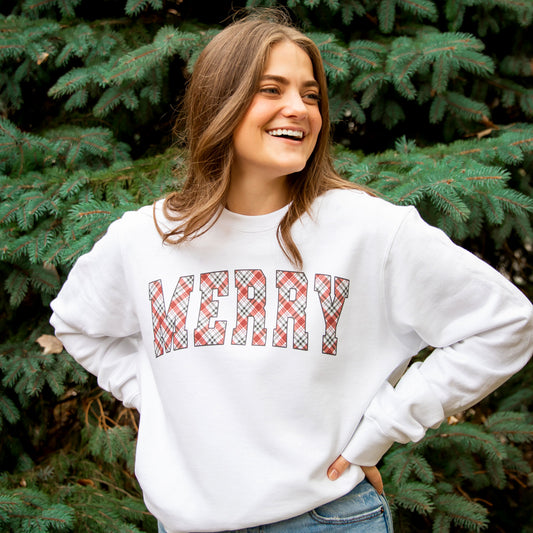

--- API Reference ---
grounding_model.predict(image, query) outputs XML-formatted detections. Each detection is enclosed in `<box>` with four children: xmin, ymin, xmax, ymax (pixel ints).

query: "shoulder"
<box><xmin>99</xmin><ymin>202</ymin><xmax>163</xmax><ymax>247</ymax></box>
<box><xmin>116</xmin><ymin>200</ymin><xmax>172</xmax><ymax>229</ymax></box>
<box><xmin>311</xmin><ymin>188</ymin><xmax>413</xmax><ymax>228</ymax></box>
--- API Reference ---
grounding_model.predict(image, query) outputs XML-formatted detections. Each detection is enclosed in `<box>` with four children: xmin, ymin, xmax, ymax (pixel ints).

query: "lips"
<box><xmin>267</xmin><ymin>128</ymin><xmax>305</xmax><ymax>140</ymax></box>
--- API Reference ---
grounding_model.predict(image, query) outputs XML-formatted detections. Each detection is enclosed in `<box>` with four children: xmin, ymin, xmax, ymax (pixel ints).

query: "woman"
<box><xmin>50</xmin><ymin>10</ymin><xmax>533</xmax><ymax>533</ymax></box>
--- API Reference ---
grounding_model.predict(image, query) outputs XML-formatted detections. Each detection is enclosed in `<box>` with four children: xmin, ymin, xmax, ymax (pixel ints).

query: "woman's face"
<box><xmin>231</xmin><ymin>40</ymin><xmax>322</xmax><ymax>186</ymax></box>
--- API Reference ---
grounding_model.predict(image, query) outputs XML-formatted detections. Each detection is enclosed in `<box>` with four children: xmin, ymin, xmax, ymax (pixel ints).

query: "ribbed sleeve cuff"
<box><xmin>341</xmin><ymin>416</ymin><xmax>395</xmax><ymax>466</ymax></box>
<box><xmin>123</xmin><ymin>392</ymin><xmax>141</xmax><ymax>411</ymax></box>
<box><xmin>341</xmin><ymin>363</ymin><xmax>446</xmax><ymax>466</ymax></box>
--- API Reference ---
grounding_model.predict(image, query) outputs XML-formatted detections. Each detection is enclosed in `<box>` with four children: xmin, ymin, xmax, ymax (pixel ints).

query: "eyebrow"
<box><xmin>260</xmin><ymin>74</ymin><xmax>320</xmax><ymax>90</ymax></box>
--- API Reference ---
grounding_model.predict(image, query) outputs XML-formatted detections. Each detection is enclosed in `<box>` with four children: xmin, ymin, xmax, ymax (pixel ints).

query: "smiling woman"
<box><xmin>158</xmin><ymin>11</ymin><xmax>360</xmax><ymax>268</ymax></box>
<box><xmin>50</xmin><ymin>8</ymin><xmax>533</xmax><ymax>533</ymax></box>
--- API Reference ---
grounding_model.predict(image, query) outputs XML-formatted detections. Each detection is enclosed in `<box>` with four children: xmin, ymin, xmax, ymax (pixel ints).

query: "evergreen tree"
<box><xmin>0</xmin><ymin>0</ymin><xmax>531</xmax><ymax>531</ymax></box>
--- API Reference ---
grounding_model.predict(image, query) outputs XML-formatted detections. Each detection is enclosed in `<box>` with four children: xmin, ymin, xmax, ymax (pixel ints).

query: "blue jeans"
<box><xmin>158</xmin><ymin>479</ymin><xmax>393</xmax><ymax>532</ymax></box>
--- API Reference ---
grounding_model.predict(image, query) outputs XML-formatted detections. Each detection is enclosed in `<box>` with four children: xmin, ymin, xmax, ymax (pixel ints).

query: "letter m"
<box><xmin>148</xmin><ymin>277</ymin><xmax>194</xmax><ymax>357</ymax></box>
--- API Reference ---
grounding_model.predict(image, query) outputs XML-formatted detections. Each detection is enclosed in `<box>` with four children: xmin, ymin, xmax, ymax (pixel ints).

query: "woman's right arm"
<box><xmin>50</xmin><ymin>216</ymin><xmax>142</xmax><ymax>410</ymax></box>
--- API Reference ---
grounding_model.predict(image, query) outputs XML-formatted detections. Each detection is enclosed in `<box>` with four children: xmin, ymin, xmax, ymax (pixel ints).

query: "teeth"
<box><xmin>267</xmin><ymin>129</ymin><xmax>304</xmax><ymax>139</ymax></box>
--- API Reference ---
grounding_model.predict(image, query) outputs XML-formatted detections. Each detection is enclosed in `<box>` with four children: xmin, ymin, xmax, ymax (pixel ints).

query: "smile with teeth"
<box><xmin>267</xmin><ymin>129</ymin><xmax>304</xmax><ymax>140</ymax></box>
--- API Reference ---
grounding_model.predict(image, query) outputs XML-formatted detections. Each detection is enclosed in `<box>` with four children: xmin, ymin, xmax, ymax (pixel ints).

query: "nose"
<box><xmin>281</xmin><ymin>90</ymin><xmax>308</xmax><ymax>119</ymax></box>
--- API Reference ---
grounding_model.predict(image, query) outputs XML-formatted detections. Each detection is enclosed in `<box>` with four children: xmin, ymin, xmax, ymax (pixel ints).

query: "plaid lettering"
<box><xmin>231</xmin><ymin>269</ymin><xmax>267</xmax><ymax>346</ymax></box>
<box><xmin>194</xmin><ymin>271</ymin><xmax>229</xmax><ymax>346</ymax></box>
<box><xmin>314</xmin><ymin>274</ymin><xmax>350</xmax><ymax>355</ymax></box>
<box><xmin>148</xmin><ymin>276</ymin><xmax>194</xmax><ymax>357</ymax></box>
<box><xmin>273</xmin><ymin>270</ymin><xmax>308</xmax><ymax>350</ymax></box>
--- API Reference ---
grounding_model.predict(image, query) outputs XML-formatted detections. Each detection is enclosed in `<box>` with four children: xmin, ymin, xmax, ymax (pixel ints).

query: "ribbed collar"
<box><xmin>218</xmin><ymin>203</ymin><xmax>290</xmax><ymax>233</ymax></box>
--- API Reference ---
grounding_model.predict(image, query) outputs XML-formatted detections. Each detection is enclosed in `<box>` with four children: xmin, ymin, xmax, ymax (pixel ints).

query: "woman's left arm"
<box><xmin>332</xmin><ymin>207</ymin><xmax>533</xmax><ymax>476</ymax></box>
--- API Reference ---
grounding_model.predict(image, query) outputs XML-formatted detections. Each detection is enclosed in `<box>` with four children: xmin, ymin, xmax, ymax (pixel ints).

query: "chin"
<box><xmin>280</xmin><ymin>161</ymin><xmax>308</xmax><ymax>175</ymax></box>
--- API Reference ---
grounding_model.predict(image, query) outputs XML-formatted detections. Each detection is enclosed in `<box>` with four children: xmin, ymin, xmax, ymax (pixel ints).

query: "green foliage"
<box><xmin>334</xmin><ymin>126</ymin><xmax>533</xmax><ymax>244</ymax></box>
<box><xmin>0</xmin><ymin>487</ymin><xmax>75</xmax><ymax>533</ymax></box>
<box><xmin>0</xmin><ymin>0</ymin><xmax>532</xmax><ymax>531</ymax></box>
<box><xmin>0</xmin><ymin>329</ymin><xmax>155</xmax><ymax>531</ymax></box>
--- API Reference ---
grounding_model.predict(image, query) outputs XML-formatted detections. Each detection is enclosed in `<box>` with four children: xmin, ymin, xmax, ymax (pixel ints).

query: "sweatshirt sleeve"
<box><xmin>342</xmin><ymin>207</ymin><xmax>533</xmax><ymax>466</ymax></box>
<box><xmin>50</xmin><ymin>215</ymin><xmax>142</xmax><ymax>411</ymax></box>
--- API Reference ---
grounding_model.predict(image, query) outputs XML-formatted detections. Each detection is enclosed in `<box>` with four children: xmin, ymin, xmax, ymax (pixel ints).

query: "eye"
<box><xmin>303</xmin><ymin>92</ymin><xmax>320</xmax><ymax>104</ymax></box>
<box><xmin>259</xmin><ymin>86</ymin><xmax>280</xmax><ymax>95</ymax></box>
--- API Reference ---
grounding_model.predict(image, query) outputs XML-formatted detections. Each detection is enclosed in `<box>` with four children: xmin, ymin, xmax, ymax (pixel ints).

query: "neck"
<box><xmin>226</xmin><ymin>174</ymin><xmax>290</xmax><ymax>215</ymax></box>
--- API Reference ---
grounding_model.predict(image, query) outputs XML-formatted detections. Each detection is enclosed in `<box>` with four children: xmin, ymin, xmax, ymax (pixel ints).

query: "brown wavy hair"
<box><xmin>157</xmin><ymin>9</ymin><xmax>365</xmax><ymax>268</ymax></box>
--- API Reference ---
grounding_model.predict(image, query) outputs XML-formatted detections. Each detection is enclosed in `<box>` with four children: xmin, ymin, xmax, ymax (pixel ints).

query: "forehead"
<box><xmin>263</xmin><ymin>40</ymin><xmax>316</xmax><ymax>78</ymax></box>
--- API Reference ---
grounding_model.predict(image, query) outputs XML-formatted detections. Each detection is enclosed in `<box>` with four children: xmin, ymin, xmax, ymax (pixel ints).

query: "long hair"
<box><xmin>158</xmin><ymin>9</ymin><xmax>365</xmax><ymax>268</ymax></box>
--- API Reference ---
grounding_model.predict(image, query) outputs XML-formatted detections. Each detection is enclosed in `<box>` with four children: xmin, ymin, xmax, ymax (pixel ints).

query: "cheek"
<box><xmin>311</xmin><ymin>112</ymin><xmax>323</xmax><ymax>142</ymax></box>
<box><xmin>316</xmin><ymin>115</ymin><xmax>323</xmax><ymax>135</ymax></box>
<box><xmin>311</xmin><ymin>106</ymin><xmax>322</xmax><ymax>129</ymax></box>
<box><xmin>244</xmin><ymin>99</ymin><xmax>274</xmax><ymax>124</ymax></box>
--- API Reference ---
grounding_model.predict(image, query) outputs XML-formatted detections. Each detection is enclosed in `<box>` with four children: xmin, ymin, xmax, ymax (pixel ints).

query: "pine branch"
<box><xmin>46</xmin><ymin>126</ymin><xmax>129</xmax><ymax>169</ymax></box>
<box><xmin>125</xmin><ymin>0</ymin><xmax>163</xmax><ymax>17</ymax></box>
<box><xmin>485</xmin><ymin>411</ymin><xmax>533</xmax><ymax>443</ymax></box>
<box><xmin>492</xmin><ymin>0</ymin><xmax>533</xmax><ymax>26</ymax></box>
<box><xmin>0</xmin><ymin>396</ymin><xmax>20</xmax><ymax>429</ymax></box>
<box><xmin>500</xmin><ymin>54</ymin><xmax>533</xmax><ymax>77</ymax></box>
<box><xmin>397</xmin><ymin>0</ymin><xmax>438</xmax><ymax>20</ymax></box>
<box><xmin>384</xmin><ymin>446</ymin><xmax>435</xmax><ymax>484</ymax></box>
<box><xmin>348</xmin><ymin>40</ymin><xmax>384</xmax><ymax>71</ymax></box>
<box><xmin>94</xmin><ymin>85</ymin><xmax>139</xmax><ymax>117</ymax></box>
<box><xmin>310</xmin><ymin>33</ymin><xmax>350</xmax><ymax>81</ymax></box>
<box><xmin>0</xmin><ymin>489</ymin><xmax>75</xmax><ymax>532</ymax></box>
<box><xmin>434</xmin><ymin>492</ymin><xmax>489</xmax><ymax>532</ymax></box>
<box><xmin>386</xmin><ymin>480</ymin><xmax>436</xmax><ymax>514</ymax></box>
<box><xmin>444</xmin><ymin>91</ymin><xmax>491</xmax><ymax>122</ymax></box>
<box><xmin>378</xmin><ymin>0</ymin><xmax>397</xmax><ymax>33</ymax></box>
<box><xmin>4</xmin><ymin>269</ymin><xmax>30</xmax><ymax>307</ymax></box>
<box><xmin>108</xmin><ymin>26</ymin><xmax>200</xmax><ymax>83</ymax></box>
<box><xmin>0</xmin><ymin>118</ymin><xmax>50</xmax><ymax>176</ymax></box>
<box><xmin>86</xmin><ymin>425</ymin><xmax>136</xmax><ymax>471</ymax></box>
<box><xmin>340</xmin><ymin>0</ymin><xmax>367</xmax><ymax>24</ymax></box>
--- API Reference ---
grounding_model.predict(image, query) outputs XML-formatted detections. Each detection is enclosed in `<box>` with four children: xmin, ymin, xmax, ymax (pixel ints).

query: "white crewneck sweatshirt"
<box><xmin>50</xmin><ymin>189</ymin><xmax>533</xmax><ymax>533</ymax></box>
